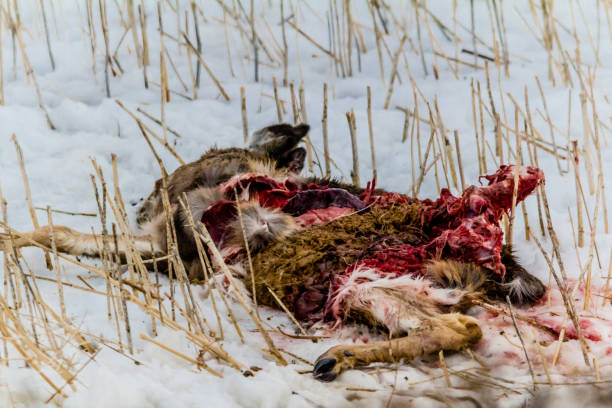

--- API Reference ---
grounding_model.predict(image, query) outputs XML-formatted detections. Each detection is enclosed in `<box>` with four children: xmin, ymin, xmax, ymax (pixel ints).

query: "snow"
<box><xmin>0</xmin><ymin>0</ymin><xmax>612</xmax><ymax>406</ymax></box>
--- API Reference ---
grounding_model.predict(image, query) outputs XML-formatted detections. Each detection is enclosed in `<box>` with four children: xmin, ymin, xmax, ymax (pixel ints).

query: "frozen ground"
<box><xmin>0</xmin><ymin>1</ymin><xmax>612</xmax><ymax>407</ymax></box>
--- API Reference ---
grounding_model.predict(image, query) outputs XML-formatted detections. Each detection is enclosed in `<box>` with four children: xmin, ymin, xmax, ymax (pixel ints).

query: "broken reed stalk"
<box><xmin>298</xmin><ymin>84</ymin><xmax>315</xmax><ymax>173</ymax></box>
<box><xmin>39</xmin><ymin>0</ymin><xmax>55</xmax><ymax>70</ymax></box>
<box><xmin>1</xmin><ymin>221</ymin><xmax>244</xmax><ymax>371</ymax></box>
<box><xmin>139</xmin><ymin>4</ymin><xmax>149</xmax><ymax>88</ymax></box>
<box><xmin>140</xmin><ymin>333</ymin><xmax>222</xmax><ymax>377</ymax></box>
<box><xmin>45</xmin><ymin>207</ymin><xmax>66</xmax><ymax>322</ymax></box>
<box><xmin>453</xmin><ymin>130</ymin><xmax>466</xmax><ymax>191</ymax></box>
<box><xmin>273</xmin><ymin>77</ymin><xmax>282</xmax><ymax>122</ymax></box>
<box><xmin>233</xmin><ymin>190</ymin><xmax>258</xmax><ymax>315</ymax></box>
<box><xmin>98</xmin><ymin>0</ymin><xmax>112</xmax><ymax>98</ymax></box>
<box><xmin>266</xmin><ymin>286</ymin><xmax>307</xmax><ymax>336</ymax></box>
<box><xmin>179</xmin><ymin>196</ymin><xmax>227</xmax><ymax>340</ymax></box>
<box><xmin>438</xmin><ymin>350</ymin><xmax>451</xmax><ymax>387</ymax></box>
<box><xmin>191</xmin><ymin>2</ymin><xmax>202</xmax><ymax>88</ymax></box>
<box><xmin>322</xmin><ymin>83</ymin><xmax>331</xmax><ymax>178</ymax></box>
<box><xmin>572</xmin><ymin>141</ymin><xmax>585</xmax><ymax>247</ymax></box>
<box><xmin>196</xmin><ymin>223</ymin><xmax>287</xmax><ymax>366</ymax></box>
<box><xmin>181</xmin><ymin>33</ymin><xmax>230</xmax><ymax>101</ymax></box>
<box><xmin>383</xmin><ymin>35</ymin><xmax>407</xmax><ymax>110</ymax></box>
<box><xmin>115</xmin><ymin>99</ymin><xmax>185</xmax><ymax>165</ymax></box>
<box><xmin>529</xmin><ymin>232</ymin><xmax>591</xmax><ymax>367</ymax></box>
<box><xmin>136</xmin><ymin>107</ymin><xmax>182</xmax><ymax>139</ymax></box>
<box><xmin>241</xmin><ymin>87</ymin><xmax>248</xmax><ymax>143</ymax></box>
<box><xmin>11</xmin><ymin>134</ymin><xmax>52</xmax><ymax>270</ymax></box>
<box><xmin>249</xmin><ymin>0</ymin><xmax>258</xmax><ymax>82</ymax></box>
<box><xmin>346</xmin><ymin>109</ymin><xmax>360</xmax><ymax>188</ymax></box>
<box><xmin>11</xmin><ymin>16</ymin><xmax>55</xmax><ymax>129</ymax></box>
<box><xmin>366</xmin><ymin>86</ymin><xmax>377</xmax><ymax>182</ymax></box>
<box><xmin>280</xmin><ymin>0</ymin><xmax>288</xmax><ymax>86</ymax></box>
<box><xmin>506</xmin><ymin>296</ymin><xmax>537</xmax><ymax>391</ymax></box>
<box><xmin>507</xmin><ymin>127</ymin><xmax>521</xmax><ymax>246</ymax></box>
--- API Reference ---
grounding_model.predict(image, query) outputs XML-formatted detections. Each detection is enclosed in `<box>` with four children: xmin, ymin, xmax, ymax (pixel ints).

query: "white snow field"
<box><xmin>1</xmin><ymin>1</ymin><xmax>612</xmax><ymax>407</ymax></box>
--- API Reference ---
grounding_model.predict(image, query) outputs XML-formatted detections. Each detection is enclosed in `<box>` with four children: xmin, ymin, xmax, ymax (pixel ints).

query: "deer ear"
<box><xmin>292</xmin><ymin>124</ymin><xmax>310</xmax><ymax>139</ymax></box>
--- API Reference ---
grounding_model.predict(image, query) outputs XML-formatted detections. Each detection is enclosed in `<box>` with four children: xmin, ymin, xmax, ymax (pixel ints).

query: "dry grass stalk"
<box><xmin>241</xmin><ymin>86</ymin><xmax>248</xmax><ymax>143</ymax></box>
<box><xmin>273</xmin><ymin>77</ymin><xmax>283</xmax><ymax>122</ymax></box>
<box><xmin>383</xmin><ymin>35</ymin><xmax>407</xmax><ymax>110</ymax></box>
<box><xmin>287</xmin><ymin>19</ymin><xmax>340</xmax><ymax>63</ymax></box>
<box><xmin>127</xmin><ymin>0</ymin><xmax>142</xmax><ymax>67</ymax></box>
<box><xmin>603</xmin><ymin>249</ymin><xmax>612</xmax><ymax>307</ymax></box>
<box><xmin>196</xmin><ymin>222</ymin><xmax>287</xmax><ymax>366</ymax></box>
<box><xmin>115</xmin><ymin>99</ymin><xmax>185</xmax><ymax>165</ymax></box>
<box><xmin>45</xmin><ymin>207</ymin><xmax>66</xmax><ymax>322</ymax></box>
<box><xmin>453</xmin><ymin>130</ymin><xmax>466</xmax><ymax>191</ymax></box>
<box><xmin>1</xmin><ymin>221</ymin><xmax>242</xmax><ymax>370</ymax></box>
<box><xmin>438</xmin><ymin>350</ymin><xmax>452</xmax><ymax>387</ymax></box>
<box><xmin>138</xmin><ymin>4</ymin><xmax>149</xmax><ymax>88</ymax></box>
<box><xmin>280</xmin><ymin>0</ymin><xmax>288</xmax><ymax>86</ymax></box>
<box><xmin>179</xmin><ymin>197</ymin><xmax>226</xmax><ymax>340</ymax></box>
<box><xmin>11</xmin><ymin>134</ymin><xmax>52</xmax><ymax>270</ymax></box>
<box><xmin>529</xmin><ymin>232</ymin><xmax>591</xmax><ymax>367</ymax></box>
<box><xmin>136</xmin><ymin>107</ymin><xmax>182</xmax><ymax>139</ymax></box>
<box><xmin>322</xmin><ymin>82</ymin><xmax>331</xmax><ymax>178</ymax></box>
<box><xmin>266</xmin><ymin>286</ymin><xmax>307</xmax><ymax>336</ymax></box>
<box><xmin>579</xmin><ymin>93</ymin><xmax>596</xmax><ymax>196</ymax></box>
<box><xmin>140</xmin><ymin>333</ymin><xmax>222</xmax><ymax>377</ymax></box>
<box><xmin>346</xmin><ymin>109</ymin><xmax>360</xmax><ymax>187</ymax></box>
<box><xmin>298</xmin><ymin>83</ymin><xmax>315</xmax><ymax>173</ymax></box>
<box><xmin>535</xmin><ymin>76</ymin><xmax>563</xmax><ymax>174</ymax></box>
<box><xmin>506</xmin><ymin>296</ymin><xmax>537</xmax><ymax>391</ymax></box>
<box><xmin>367</xmin><ymin>0</ymin><xmax>384</xmax><ymax>82</ymax></box>
<box><xmin>476</xmin><ymin>81</ymin><xmax>487</xmax><ymax>173</ymax></box>
<box><xmin>181</xmin><ymin>33</ymin><xmax>230</xmax><ymax>101</ymax></box>
<box><xmin>471</xmin><ymin>80</ymin><xmax>483</xmax><ymax>174</ymax></box>
<box><xmin>233</xmin><ymin>191</ymin><xmax>258</xmax><ymax>315</ymax></box>
<box><xmin>290</xmin><ymin>82</ymin><xmax>299</xmax><ymax>123</ymax></box>
<box><xmin>571</xmin><ymin>141</ymin><xmax>585</xmax><ymax>247</ymax></box>
<box><xmin>367</xmin><ymin>86</ymin><xmax>377</xmax><ymax>182</ymax></box>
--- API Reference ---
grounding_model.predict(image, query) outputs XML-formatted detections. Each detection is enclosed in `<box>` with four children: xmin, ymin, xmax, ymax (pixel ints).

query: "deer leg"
<box><xmin>313</xmin><ymin>313</ymin><xmax>482</xmax><ymax>382</ymax></box>
<box><xmin>2</xmin><ymin>225</ymin><xmax>163</xmax><ymax>261</ymax></box>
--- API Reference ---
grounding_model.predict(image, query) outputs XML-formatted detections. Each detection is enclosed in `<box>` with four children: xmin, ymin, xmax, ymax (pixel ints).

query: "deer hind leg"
<box><xmin>313</xmin><ymin>313</ymin><xmax>482</xmax><ymax>382</ymax></box>
<box><xmin>2</xmin><ymin>225</ymin><xmax>163</xmax><ymax>261</ymax></box>
<box><xmin>314</xmin><ymin>268</ymin><xmax>483</xmax><ymax>381</ymax></box>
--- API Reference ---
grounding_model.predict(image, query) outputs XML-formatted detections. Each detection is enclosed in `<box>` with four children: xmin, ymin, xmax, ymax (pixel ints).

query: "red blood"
<box><xmin>326</xmin><ymin>165</ymin><xmax>544</xmax><ymax>322</ymax></box>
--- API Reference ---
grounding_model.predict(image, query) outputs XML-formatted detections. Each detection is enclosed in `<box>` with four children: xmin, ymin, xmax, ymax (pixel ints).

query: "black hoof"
<box><xmin>313</xmin><ymin>357</ymin><xmax>338</xmax><ymax>382</ymax></box>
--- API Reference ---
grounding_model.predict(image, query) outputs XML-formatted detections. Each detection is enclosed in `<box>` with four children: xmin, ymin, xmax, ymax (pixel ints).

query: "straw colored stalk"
<box><xmin>346</xmin><ymin>109</ymin><xmax>360</xmax><ymax>188</ymax></box>
<box><xmin>196</xmin><ymin>223</ymin><xmax>287</xmax><ymax>366</ymax></box>
<box><xmin>0</xmin><ymin>220</ymin><xmax>244</xmax><ymax>371</ymax></box>
<box><xmin>383</xmin><ymin>35</ymin><xmax>407</xmax><ymax>110</ymax></box>
<box><xmin>115</xmin><ymin>99</ymin><xmax>185</xmax><ymax>165</ymax></box>
<box><xmin>140</xmin><ymin>333</ymin><xmax>222</xmax><ymax>377</ymax></box>
<box><xmin>529</xmin><ymin>232</ymin><xmax>591</xmax><ymax>367</ymax></box>
<box><xmin>11</xmin><ymin>15</ymin><xmax>55</xmax><ymax>129</ymax></box>
<box><xmin>273</xmin><ymin>77</ymin><xmax>282</xmax><ymax>122</ymax></box>
<box><xmin>11</xmin><ymin>134</ymin><xmax>52</xmax><ymax>270</ymax></box>
<box><xmin>179</xmin><ymin>196</ymin><xmax>229</xmax><ymax>340</ymax></box>
<box><xmin>506</xmin><ymin>296</ymin><xmax>537</xmax><ymax>391</ymax></box>
<box><xmin>322</xmin><ymin>82</ymin><xmax>330</xmax><ymax>178</ymax></box>
<box><xmin>366</xmin><ymin>86</ymin><xmax>377</xmax><ymax>182</ymax></box>
<box><xmin>181</xmin><ymin>33</ymin><xmax>230</xmax><ymax>101</ymax></box>
<box><xmin>241</xmin><ymin>87</ymin><xmax>248</xmax><ymax>143</ymax></box>
<box><xmin>571</xmin><ymin>141</ymin><xmax>585</xmax><ymax>247</ymax></box>
<box><xmin>45</xmin><ymin>207</ymin><xmax>66</xmax><ymax>322</ymax></box>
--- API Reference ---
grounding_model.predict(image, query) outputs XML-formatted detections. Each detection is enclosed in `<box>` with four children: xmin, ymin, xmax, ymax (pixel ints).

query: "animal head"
<box><xmin>229</xmin><ymin>202</ymin><xmax>297</xmax><ymax>253</ymax></box>
<box><xmin>248</xmin><ymin>123</ymin><xmax>310</xmax><ymax>173</ymax></box>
